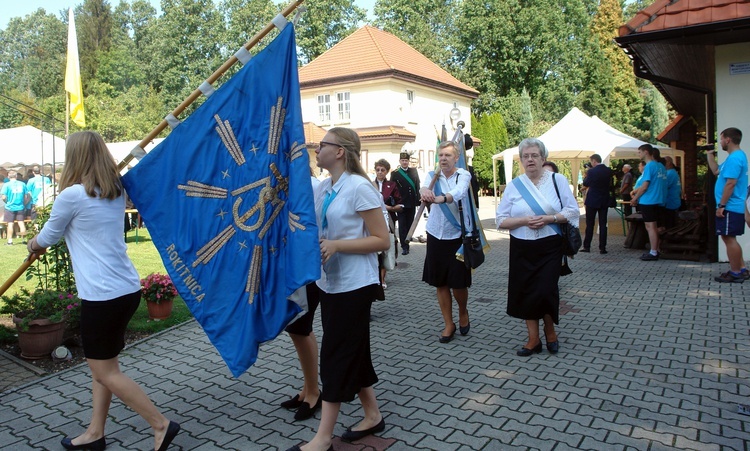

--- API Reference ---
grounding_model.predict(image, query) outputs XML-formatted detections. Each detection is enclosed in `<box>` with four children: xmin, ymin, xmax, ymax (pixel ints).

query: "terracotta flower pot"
<box><xmin>12</xmin><ymin>315</ymin><xmax>66</xmax><ymax>360</ymax></box>
<box><xmin>146</xmin><ymin>299</ymin><xmax>174</xmax><ymax>320</ymax></box>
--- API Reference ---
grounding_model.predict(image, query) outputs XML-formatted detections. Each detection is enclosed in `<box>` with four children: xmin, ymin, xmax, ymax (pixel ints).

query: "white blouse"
<box><xmin>314</xmin><ymin>172</ymin><xmax>381</xmax><ymax>294</ymax></box>
<box><xmin>422</xmin><ymin>167</ymin><xmax>472</xmax><ymax>240</ymax></box>
<box><xmin>496</xmin><ymin>171</ymin><xmax>580</xmax><ymax>240</ymax></box>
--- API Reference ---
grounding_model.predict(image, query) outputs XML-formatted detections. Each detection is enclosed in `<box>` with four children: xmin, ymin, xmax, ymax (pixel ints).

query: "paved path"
<box><xmin>1</xmin><ymin>198</ymin><xmax>749</xmax><ymax>450</ymax></box>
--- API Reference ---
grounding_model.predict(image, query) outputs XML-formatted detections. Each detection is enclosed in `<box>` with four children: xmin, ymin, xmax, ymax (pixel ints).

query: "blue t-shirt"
<box><xmin>715</xmin><ymin>149</ymin><xmax>748</xmax><ymax>214</ymax></box>
<box><xmin>639</xmin><ymin>160</ymin><xmax>667</xmax><ymax>206</ymax></box>
<box><xmin>2</xmin><ymin>179</ymin><xmax>28</xmax><ymax>212</ymax></box>
<box><xmin>27</xmin><ymin>175</ymin><xmax>51</xmax><ymax>205</ymax></box>
<box><xmin>665</xmin><ymin>168</ymin><xmax>682</xmax><ymax>210</ymax></box>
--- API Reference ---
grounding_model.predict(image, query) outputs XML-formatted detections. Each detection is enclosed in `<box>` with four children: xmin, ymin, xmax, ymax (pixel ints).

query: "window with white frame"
<box><xmin>317</xmin><ymin>94</ymin><xmax>331</xmax><ymax>122</ymax></box>
<box><xmin>407</xmin><ymin>90</ymin><xmax>414</xmax><ymax>104</ymax></box>
<box><xmin>336</xmin><ymin>91</ymin><xmax>350</xmax><ymax>121</ymax></box>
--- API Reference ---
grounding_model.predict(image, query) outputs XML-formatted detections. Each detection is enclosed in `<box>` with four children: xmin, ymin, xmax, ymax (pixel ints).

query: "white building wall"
<box><xmin>715</xmin><ymin>42</ymin><xmax>750</xmax><ymax>262</ymax></box>
<box><xmin>301</xmin><ymin>79</ymin><xmax>473</xmax><ymax>175</ymax></box>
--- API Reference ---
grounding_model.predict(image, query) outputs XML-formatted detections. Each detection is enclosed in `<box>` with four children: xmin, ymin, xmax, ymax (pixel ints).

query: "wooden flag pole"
<box><xmin>405</xmin><ymin>121</ymin><xmax>465</xmax><ymax>243</ymax></box>
<box><xmin>0</xmin><ymin>254</ymin><xmax>37</xmax><ymax>297</ymax></box>
<box><xmin>0</xmin><ymin>1</ymin><xmax>307</xmax><ymax>297</ymax></box>
<box><xmin>117</xmin><ymin>0</ymin><xmax>306</xmax><ymax>171</ymax></box>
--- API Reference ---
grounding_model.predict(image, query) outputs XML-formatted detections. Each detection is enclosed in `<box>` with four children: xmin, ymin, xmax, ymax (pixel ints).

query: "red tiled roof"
<box><xmin>302</xmin><ymin>122</ymin><xmax>328</xmax><ymax>146</ymax></box>
<box><xmin>620</xmin><ymin>0</ymin><xmax>750</xmax><ymax>36</ymax></box>
<box><xmin>299</xmin><ymin>26</ymin><xmax>478</xmax><ymax>98</ymax></box>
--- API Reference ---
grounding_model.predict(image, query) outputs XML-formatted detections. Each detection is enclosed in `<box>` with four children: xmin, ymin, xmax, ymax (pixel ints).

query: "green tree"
<box><xmin>0</xmin><ymin>10</ymin><xmax>66</xmax><ymax>99</ymax></box>
<box><xmin>295</xmin><ymin>0</ymin><xmax>366</xmax><ymax>63</ymax></box>
<box><xmin>221</xmin><ymin>0</ymin><xmax>277</xmax><ymax>54</ymax></box>
<box><xmin>145</xmin><ymin>0</ymin><xmax>225</xmax><ymax>106</ymax></box>
<box><xmin>373</xmin><ymin>0</ymin><xmax>456</xmax><ymax>67</ymax></box>
<box><xmin>586</xmin><ymin>0</ymin><xmax>642</xmax><ymax>131</ymax></box>
<box><xmin>470</xmin><ymin>112</ymin><xmax>508</xmax><ymax>189</ymax></box>
<box><xmin>75</xmin><ymin>0</ymin><xmax>114</xmax><ymax>86</ymax></box>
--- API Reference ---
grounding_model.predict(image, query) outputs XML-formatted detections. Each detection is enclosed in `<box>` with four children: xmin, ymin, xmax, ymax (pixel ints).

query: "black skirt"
<box><xmin>507</xmin><ymin>235</ymin><xmax>562</xmax><ymax>324</ymax></box>
<box><xmin>80</xmin><ymin>290</ymin><xmax>141</xmax><ymax>360</ymax></box>
<box><xmin>422</xmin><ymin>233</ymin><xmax>472</xmax><ymax>288</ymax></box>
<box><xmin>319</xmin><ymin>284</ymin><xmax>379</xmax><ymax>403</ymax></box>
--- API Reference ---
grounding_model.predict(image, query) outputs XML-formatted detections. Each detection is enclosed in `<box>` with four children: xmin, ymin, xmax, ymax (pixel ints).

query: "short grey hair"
<box><xmin>623</xmin><ymin>164</ymin><xmax>631</xmax><ymax>169</ymax></box>
<box><xmin>518</xmin><ymin>138</ymin><xmax>548</xmax><ymax>159</ymax></box>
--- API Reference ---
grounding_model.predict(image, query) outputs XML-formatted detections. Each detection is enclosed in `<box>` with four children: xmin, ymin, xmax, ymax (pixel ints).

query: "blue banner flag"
<box><xmin>122</xmin><ymin>25</ymin><xmax>320</xmax><ymax>377</ymax></box>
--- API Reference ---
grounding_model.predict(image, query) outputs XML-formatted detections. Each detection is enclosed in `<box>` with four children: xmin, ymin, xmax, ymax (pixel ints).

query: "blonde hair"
<box><xmin>328</xmin><ymin>127</ymin><xmax>368</xmax><ymax>179</ymax></box>
<box><xmin>438</xmin><ymin>140</ymin><xmax>459</xmax><ymax>157</ymax></box>
<box><xmin>58</xmin><ymin>131</ymin><xmax>122</xmax><ymax>200</ymax></box>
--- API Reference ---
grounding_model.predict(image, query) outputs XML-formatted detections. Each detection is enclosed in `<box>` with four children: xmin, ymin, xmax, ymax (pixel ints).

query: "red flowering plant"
<box><xmin>140</xmin><ymin>273</ymin><xmax>178</xmax><ymax>305</ymax></box>
<box><xmin>0</xmin><ymin>288</ymin><xmax>80</xmax><ymax>331</ymax></box>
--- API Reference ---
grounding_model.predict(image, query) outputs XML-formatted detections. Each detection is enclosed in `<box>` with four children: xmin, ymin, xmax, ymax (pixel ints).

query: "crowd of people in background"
<box><xmin>1</xmin><ymin>165</ymin><xmax>54</xmax><ymax>244</ymax></box>
<box><xmin>9</xmin><ymin>124</ymin><xmax>747</xmax><ymax>451</ymax></box>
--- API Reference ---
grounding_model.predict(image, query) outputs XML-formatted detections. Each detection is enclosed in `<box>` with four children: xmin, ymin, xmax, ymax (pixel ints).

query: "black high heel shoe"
<box><xmin>61</xmin><ymin>436</ymin><xmax>106</xmax><ymax>451</ymax></box>
<box><xmin>516</xmin><ymin>342</ymin><xmax>543</xmax><ymax>357</ymax></box>
<box><xmin>439</xmin><ymin>324</ymin><xmax>456</xmax><ymax>343</ymax></box>
<box><xmin>546</xmin><ymin>341</ymin><xmax>559</xmax><ymax>354</ymax></box>
<box><xmin>459</xmin><ymin>322</ymin><xmax>470</xmax><ymax>336</ymax></box>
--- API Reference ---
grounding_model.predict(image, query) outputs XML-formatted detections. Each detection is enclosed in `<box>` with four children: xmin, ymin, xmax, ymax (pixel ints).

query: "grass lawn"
<box><xmin>0</xmin><ymin>227</ymin><xmax>194</xmax><ymax>340</ymax></box>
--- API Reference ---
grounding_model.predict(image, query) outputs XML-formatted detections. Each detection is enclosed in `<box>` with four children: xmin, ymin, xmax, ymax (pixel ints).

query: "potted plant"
<box><xmin>141</xmin><ymin>273</ymin><xmax>178</xmax><ymax>320</ymax></box>
<box><xmin>0</xmin><ymin>288</ymin><xmax>80</xmax><ymax>359</ymax></box>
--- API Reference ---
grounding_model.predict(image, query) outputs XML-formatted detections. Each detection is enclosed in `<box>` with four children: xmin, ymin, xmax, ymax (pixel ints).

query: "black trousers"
<box><xmin>398</xmin><ymin>207</ymin><xmax>416</xmax><ymax>250</ymax></box>
<box><xmin>584</xmin><ymin>206</ymin><xmax>609</xmax><ymax>251</ymax></box>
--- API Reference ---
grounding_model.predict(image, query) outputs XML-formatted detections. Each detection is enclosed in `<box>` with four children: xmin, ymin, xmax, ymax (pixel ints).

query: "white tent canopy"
<box><xmin>0</xmin><ymin>125</ymin><xmax>66</xmax><ymax>168</ymax></box>
<box><xmin>492</xmin><ymin>108</ymin><xmax>684</xmax><ymax>200</ymax></box>
<box><xmin>107</xmin><ymin>138</ymin><xmax>165</xmax><ymax>172</ymax></box>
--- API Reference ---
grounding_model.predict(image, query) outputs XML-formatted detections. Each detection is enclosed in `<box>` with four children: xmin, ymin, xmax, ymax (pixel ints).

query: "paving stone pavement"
<box><xmin>1</xmin><ymin>198</ymin><xmax>749</xmax><ymax>450</ymax></box>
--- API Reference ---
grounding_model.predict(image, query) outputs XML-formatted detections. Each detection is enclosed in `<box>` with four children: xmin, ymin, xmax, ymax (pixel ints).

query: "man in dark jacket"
<box><xmin>390</xmin><ymin>152</ymin><xmax>420</xmax><ymax>255</ymax></box>
<box><xmin>582</xmin><ymin>154</ymin><xmax>613</xmax><ymax>254</ymax></box>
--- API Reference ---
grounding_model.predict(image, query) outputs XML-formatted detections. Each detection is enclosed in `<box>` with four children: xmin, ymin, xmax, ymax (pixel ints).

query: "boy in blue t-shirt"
<box><xmin>1</xmin><ymin>170</ymin><xmax>30</xmax><ymax>245</ymax></box>
<box><xmin>707</xmin><ymin>127</ymin><xmax>748</xmax><ymax>283</ymax></box>
<box><xmin>631</xmin><ymin>144</ymin><xmax>667</xmax><ymax>261</ymax></box>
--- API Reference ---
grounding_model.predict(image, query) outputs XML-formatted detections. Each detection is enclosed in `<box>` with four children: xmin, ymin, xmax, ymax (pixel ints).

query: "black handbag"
<box><xmin>458</xmin><ymin>196</ymin><xmax>485</xmax><ymax>269</ymax></box>
<box><xmin>552</xmin><ymin>174</ymin><xmax>582</xmax><ymax>257</ymax></box>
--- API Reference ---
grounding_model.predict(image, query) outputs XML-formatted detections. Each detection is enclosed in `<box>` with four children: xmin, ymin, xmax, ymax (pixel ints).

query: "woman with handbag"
<box><xmin>373</xmin><ymin>159</ymin><xmax>402</xmax><ymax>289</ymax></box>
<box><xmin>496</xmin><ymin>138</ymin><xmax>580</xmax><ymax>357</ymax></box>
<box><xmin>419</xmin><ymin>141</ymin><xmax>473</xmax><ymax>344</ymax></box>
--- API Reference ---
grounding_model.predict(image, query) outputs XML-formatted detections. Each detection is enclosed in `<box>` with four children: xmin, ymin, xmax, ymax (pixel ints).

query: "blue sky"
<box><xmin>0</xmin><ymin>0</ymin><xmax>376</xmax><ymax>30</ymax></box>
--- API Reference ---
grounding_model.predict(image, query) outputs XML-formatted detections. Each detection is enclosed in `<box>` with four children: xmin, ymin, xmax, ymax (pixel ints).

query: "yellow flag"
<box><xmin>65</xmin><ymin>8</ymin><xmax>85</xmax><ymax>127</ymax></box>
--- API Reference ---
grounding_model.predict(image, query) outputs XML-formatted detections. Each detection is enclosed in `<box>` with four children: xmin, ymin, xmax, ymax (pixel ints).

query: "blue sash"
<box><xmin>430</xmin><ymin>171</ymin><xmax>462</xmax><ymax>231</ymax></box>
<box><xmin>512</xmin><ymin>177</ymin><xmax>562</xmax><ymax>236</ymax></box>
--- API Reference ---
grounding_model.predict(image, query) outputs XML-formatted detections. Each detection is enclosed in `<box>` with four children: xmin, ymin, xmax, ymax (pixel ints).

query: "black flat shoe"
<box><xmin>341</xmin><ymin>418</ymin><xmax>386</xmax><ymax>442</ymax></box>
<box><xmin>61</xmin><ymin>437</ymin><xmax>106</xmax><ymax>451</ymax></box>
<box><xmin>439</xmin><ymin>324</ymin><xmax>456</xmax><ymax>343</ymax></box>
<box><xmin>280</xmin><ymin>394</ymin><xmax>304</xmax><ymax>409</ymax></box>
<box><xmin>546</xmin><ymin>341</ymin><xmax>559</xmax><ymax>354</ymax></box>
<box><xmin>516</xmin><ymin>342</ymin><xmax>543</xmax><ymax>357</ymax></box>
<box><xmin>156</xmin><ymin>421</ymin><xmax>180</xmax><ymax>451</ymax></box>
<box><xmin>294</xmin><ymin>394</ymin><xmax>322</xmax><ymax>421</ymax></box>
<box><xmin>459</xmin><ymin>322</ymin><xmax>470</xmax><ymax>336</ymax></box>
<box><xmin>285</xmin><ymin>445</ymin><xmax>334</xmax><ymax>451</ymax></box>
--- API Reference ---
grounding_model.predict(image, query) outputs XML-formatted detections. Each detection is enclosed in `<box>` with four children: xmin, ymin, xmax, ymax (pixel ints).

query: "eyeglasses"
<box><xmin>521</xmin><ymin>153</ymin><xmax>541</xmax><ymax>160</ymax></box>
<box><xmin>319</xmin><ymin>141</ymin><xmax>341</xmax><ymax>149</ymax></box>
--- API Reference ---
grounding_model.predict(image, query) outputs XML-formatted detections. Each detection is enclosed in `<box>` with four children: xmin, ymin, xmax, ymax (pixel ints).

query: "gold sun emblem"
<box><xmin>176</xmin><ymin>97</ymin><xmax>307</xmax><ymax>303</ymax></box>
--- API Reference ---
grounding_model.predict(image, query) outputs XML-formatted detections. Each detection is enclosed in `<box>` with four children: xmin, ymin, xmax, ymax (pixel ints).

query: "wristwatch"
<box><xmin>718</xmin><ymin>204</ymin><xmax>726</xmax><ymax>209</ymax></box>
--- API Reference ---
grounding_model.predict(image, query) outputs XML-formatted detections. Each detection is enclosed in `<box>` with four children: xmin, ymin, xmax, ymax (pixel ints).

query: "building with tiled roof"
<box><xmin>616</xmin><ymin>0</ymin><xmax>750</xmax><ymax>263</ymax></box>
<box><xmin>299</xmin><ymin>26</ymin><xmax>478</xmax><ymax>174</ymax></box>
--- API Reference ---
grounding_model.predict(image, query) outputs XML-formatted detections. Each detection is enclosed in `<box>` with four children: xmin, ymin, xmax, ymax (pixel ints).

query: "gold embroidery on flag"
<box><xmin>214</xmin><ymin>114</ymin><xmax>245</xmax><ymax>165</ymax></box>
<box><xmin>194</xmin><ymin>224</ymin><xmax>236</xmax><ymax>267</ymax></box>
<box><xmin>178</xmin><ymin>180</ymin><xmax>228</xmax><ymax>198</ymax></box>
<box><xmin>246</xmin><ymin>245</ymin><xmax>263</xmax><ymax>303</ymax></box>
<box><xmin>268</xmin><ymin>97</ymin><xmax>285</xmax><ymax>155</ymax></box>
